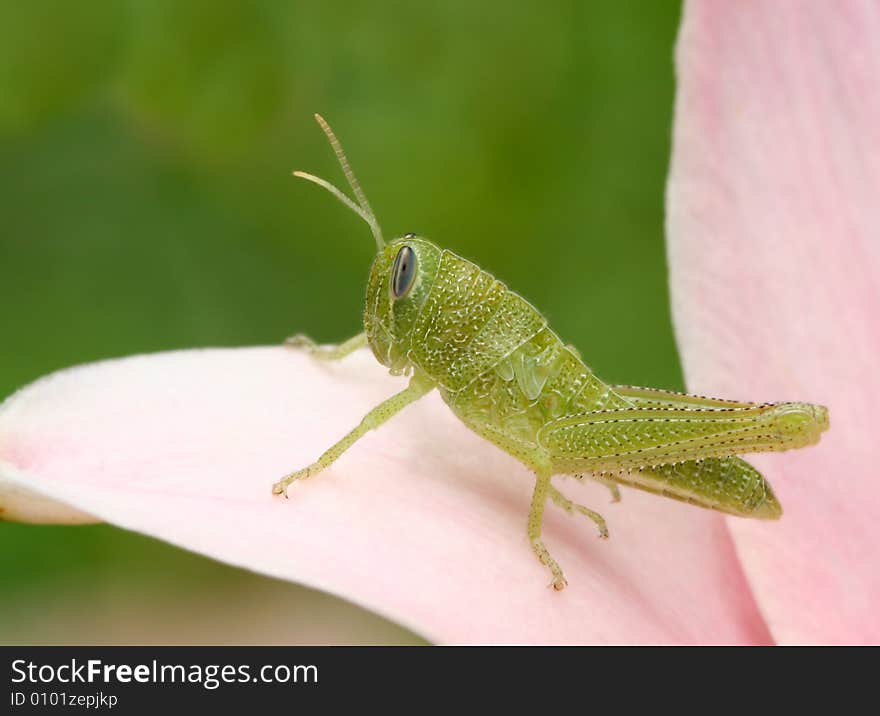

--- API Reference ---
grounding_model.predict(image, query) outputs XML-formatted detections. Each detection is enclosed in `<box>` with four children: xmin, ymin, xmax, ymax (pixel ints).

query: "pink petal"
<box><xmin>1</xmin><ymin>347</ymin><xmax>770</xmax><ymax>644</ymax></box>
<box><xmin>668</xmin><ymin>1</ymin><xmax>880</xmax><ymax>643</ymax></box>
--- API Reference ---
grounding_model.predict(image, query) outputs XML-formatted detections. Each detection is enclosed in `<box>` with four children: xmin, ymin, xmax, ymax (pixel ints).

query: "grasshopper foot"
<box><xmin>530</xmin><ymin>537</ymin><xmax>567</xmax><ymax>591</ymax></box>
<box><xmin>552</xmin><ymin>576</ymin><xmax>568</xmax><ymax>591</ymax></box>
<box><xmin>284</xmin><ymin>334</ymin><xmax>318</xmax><ymax>350</ymax></box>
<box><xmin>272</xmin><ymin>467</ymin><xmax>312</xmax><ymax>497</ymax></box>
<box><xmin>284</xmin><ymin>332</ymin><xmax>367</xmax><ymax>361</ymax></box>
<box><xmin>271</xmin><ymin>479</ymin><xmax>290</xmax><ymax>498</ymax></box>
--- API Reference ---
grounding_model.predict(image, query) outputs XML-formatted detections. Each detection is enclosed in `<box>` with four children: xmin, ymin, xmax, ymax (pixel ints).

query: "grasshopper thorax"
<box><xmin>365</xmin><ymin>235</ymin><xmax>442</xmax><ymax>375</ymax></box>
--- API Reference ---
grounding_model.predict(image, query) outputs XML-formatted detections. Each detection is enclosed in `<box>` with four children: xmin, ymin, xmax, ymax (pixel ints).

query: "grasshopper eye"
<box><xmin>391</xmin><ymin>245</ymin><xmax>417</xmax><ymax>299</ymax></box>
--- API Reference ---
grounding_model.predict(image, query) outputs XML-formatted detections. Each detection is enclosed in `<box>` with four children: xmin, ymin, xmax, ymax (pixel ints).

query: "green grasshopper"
<box><xmin>273</xmin><ymin>115</ymin><xmax>829</xmax><ymax>590</ymax></box>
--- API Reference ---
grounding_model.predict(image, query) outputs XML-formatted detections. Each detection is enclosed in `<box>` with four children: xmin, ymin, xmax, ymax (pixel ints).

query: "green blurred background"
<box><xmin>0</xmin><ymin>0</ymin><xmax>682</xmax><ymax>644</ymax></box>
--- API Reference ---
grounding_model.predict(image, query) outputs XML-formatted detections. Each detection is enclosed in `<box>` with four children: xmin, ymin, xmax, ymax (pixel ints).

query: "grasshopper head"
<box><xmin>292</xmin><ymin>116</ymin><xmax>442</xmax><ymax>374</ymax></box>
<box><xmin>364</xmin><ymin>234</ymin><xmax>442</xmax><ymax>374</ymax></box>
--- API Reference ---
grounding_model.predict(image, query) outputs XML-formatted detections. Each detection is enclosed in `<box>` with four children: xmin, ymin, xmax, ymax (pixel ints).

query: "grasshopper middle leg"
<box><xmin>528</xmin><ymin>472</ymin><xmax>568</xmax><ymax>591</ymax></box>
<box><xmin>548</xmin><ymin>483</ymin><xmax>609</xmax><ymax>539</ymax></box>
<box><xmin>528</xmin><ymin>471</ymin><xmax>612</xmax><ymax>590</ymax></box>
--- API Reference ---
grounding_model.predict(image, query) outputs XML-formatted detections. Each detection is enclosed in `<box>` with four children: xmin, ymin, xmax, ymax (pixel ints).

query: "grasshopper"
<box><xmin>274</xmin><ymin>115</ymin><xmax>829</xmax><ymax>590</ymax></box>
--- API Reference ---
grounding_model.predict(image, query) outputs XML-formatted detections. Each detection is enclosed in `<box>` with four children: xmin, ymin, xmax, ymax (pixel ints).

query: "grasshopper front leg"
<box><xmin>285</xmin><ymin>331</ymin><xmax>367</xmax><ymax>361</ymax></box>
<box><xmin>272</xmin><ymin>374</ymin><xmax>434</xmax><ymax>496</ymax></box>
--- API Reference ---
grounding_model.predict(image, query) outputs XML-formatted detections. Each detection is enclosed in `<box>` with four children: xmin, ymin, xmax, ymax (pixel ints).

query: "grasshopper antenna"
<box><xmin>293</xmin><ymin>113</ymin><xmax>385</xmax><ymax>251</ymax></box>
